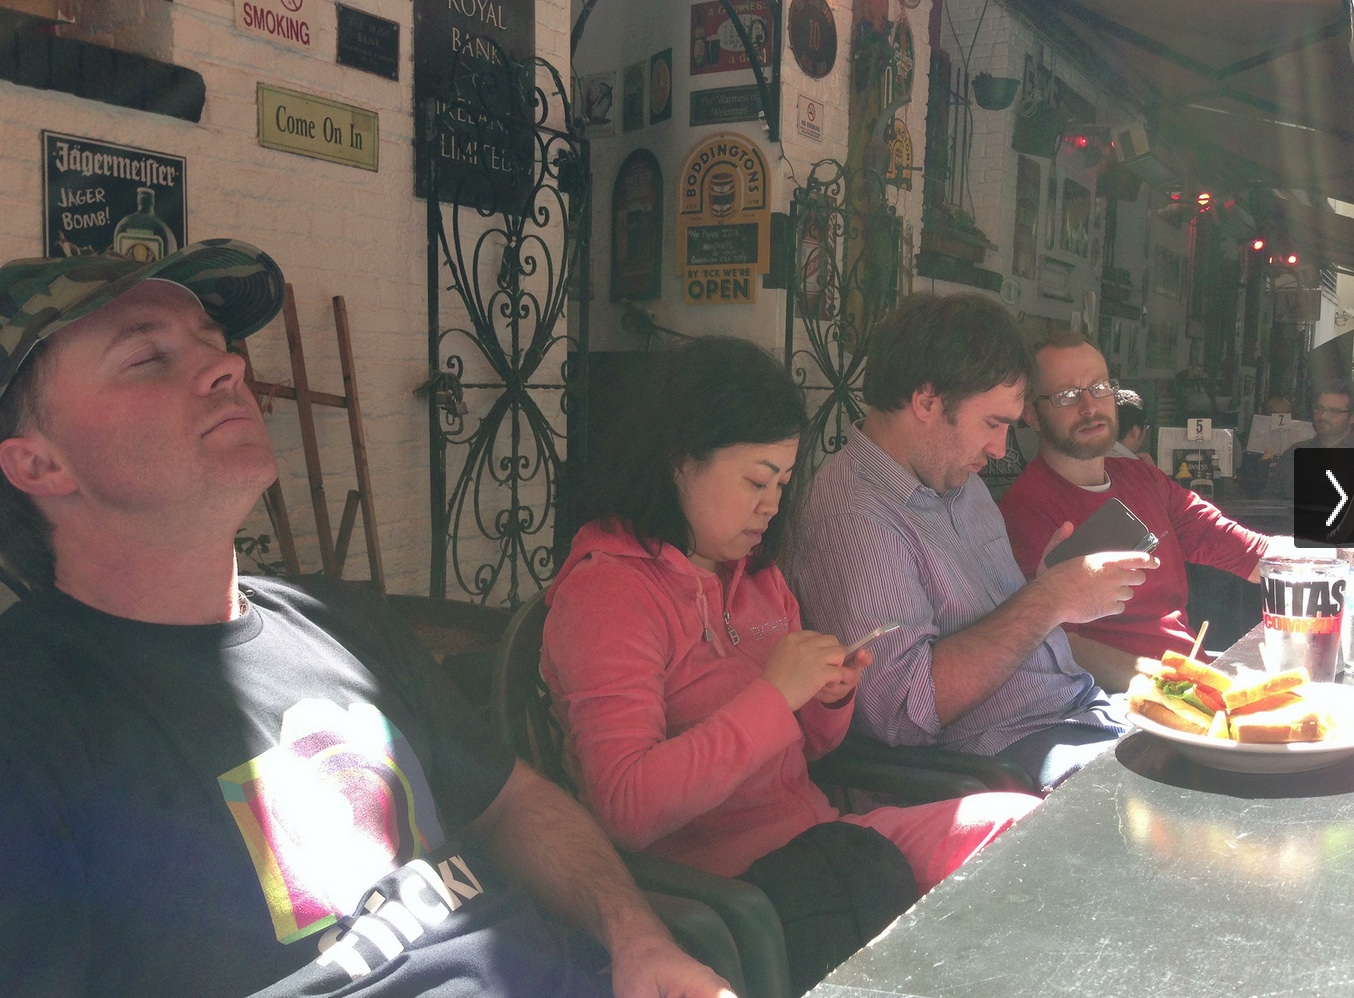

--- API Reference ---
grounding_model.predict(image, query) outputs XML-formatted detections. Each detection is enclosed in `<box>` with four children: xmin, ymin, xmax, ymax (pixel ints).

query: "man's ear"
<box><xmin>911</xmin><ymin>385</ymin><xmax>942</xmax><ymax>423</ymax></box>
<box><xmin>0</xmin><ymin>434</ymin><xmax>76</xmax><ymax>498</ymax></box>
<box><xmin>1022</xmin><ymin>397</ymin><xmax>1041</xmax><ymax>432</ymax></box>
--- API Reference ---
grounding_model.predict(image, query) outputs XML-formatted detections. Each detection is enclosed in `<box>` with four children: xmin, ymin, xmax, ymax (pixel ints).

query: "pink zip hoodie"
<box><xmin>542</xmin><ymin>520</ymin><xmax>851</xmax><ymax>877</ymax></box>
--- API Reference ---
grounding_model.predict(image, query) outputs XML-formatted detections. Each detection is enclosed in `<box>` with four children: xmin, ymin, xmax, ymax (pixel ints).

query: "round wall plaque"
<box><xmin>788</xmin><ymin>0</ymin><xmax>837</xmax><ymax>79</ymax></box>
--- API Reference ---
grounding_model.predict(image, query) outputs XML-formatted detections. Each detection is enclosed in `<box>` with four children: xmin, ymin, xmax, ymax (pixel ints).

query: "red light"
<box><xmin>1195</xmin><ymin>191</ymin><xmax>1212</xmax><ymax>209</ymax></box>
<box><xmin>1251</xmin><ymin>238</ymin><xmax>1266</xmax><ymax>252</ymax></box>
<box><xmin>1286</xmin><ymin>253</ymin><xmax>1299</xmax><ymax>266</ymax></box>
<box><xmin>1169</xmin><ymin>191</ymin><xmax>1182</xmax><ymax>202</ymax></box>
<box><xmin>1073</xmin><ymin>134</ymin><xmax>1089</xmax><ymax>149</ymax></box>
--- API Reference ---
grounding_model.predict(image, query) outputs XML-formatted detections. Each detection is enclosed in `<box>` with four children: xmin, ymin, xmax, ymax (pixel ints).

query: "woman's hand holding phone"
<box><xmin>814</xmin><ymin>648</ymin><xmax>870</xmax><ymax>706</ymax></box>
<box><xmin>762</xmin><ymin>630</ymin><xmax>857</xmax><ymax>710</ymax></box>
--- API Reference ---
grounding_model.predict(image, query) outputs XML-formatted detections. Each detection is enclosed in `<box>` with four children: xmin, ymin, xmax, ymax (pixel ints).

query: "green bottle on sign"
<box><xmin>112</xmin><ymin>187</ymin><xmax>177</xmax><ymax>262</ymax></box>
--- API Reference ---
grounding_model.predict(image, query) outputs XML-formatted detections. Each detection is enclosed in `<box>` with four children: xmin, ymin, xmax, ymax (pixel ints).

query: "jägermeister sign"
<box><xmin>414</xmin><ymin>0</ymin><xmax>536</xmax><ymax>213</ymax></box>
<box><xmin>41</xmin><ymin>132</ymin><xmax>187</xmax><ymax>261</ymax></box>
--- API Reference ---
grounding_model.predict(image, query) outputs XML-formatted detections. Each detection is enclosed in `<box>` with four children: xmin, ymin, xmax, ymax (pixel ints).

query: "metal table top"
<box><xmin>808</xmin><ymin>627</ymin><xmax>1354</xmax><ymax>998</ymax></box>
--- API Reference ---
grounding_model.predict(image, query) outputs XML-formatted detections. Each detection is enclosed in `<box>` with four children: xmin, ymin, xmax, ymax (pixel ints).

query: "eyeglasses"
<box><xmin>1034</xmin><ymin>379</ymin><xmax>1119</xmax><ymax>408</ymax></box>
<box><xmin>1313</xmin><ymin>405</ymin><xmax>1351</xmax><ymax>416</ymax></box>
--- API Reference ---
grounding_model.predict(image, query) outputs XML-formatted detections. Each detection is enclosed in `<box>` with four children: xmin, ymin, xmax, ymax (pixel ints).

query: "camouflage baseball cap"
<box><xmin>0</xmin><ymin>237</ymin><xmax>285</xmax><ymax>399</ymax></box>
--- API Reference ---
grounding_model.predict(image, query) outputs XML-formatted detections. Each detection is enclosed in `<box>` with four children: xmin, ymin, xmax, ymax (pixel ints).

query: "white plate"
<box><xmin>1126</xmin><ymin>682</ymin><xmax>1354</xmax><ymax>774</ymax></box>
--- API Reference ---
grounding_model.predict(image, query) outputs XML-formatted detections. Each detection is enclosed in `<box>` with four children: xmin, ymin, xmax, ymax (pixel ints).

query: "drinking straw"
<box><xmin>1187</xmin><ymin>620</ymin><xmax>1209</xmax><ymax>662</ymax></box>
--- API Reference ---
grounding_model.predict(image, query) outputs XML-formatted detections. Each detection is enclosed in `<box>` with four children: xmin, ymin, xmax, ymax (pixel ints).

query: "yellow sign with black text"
<box><xmin>257</xmin><ymin>84</ymin><xmax>379</xmax><ymax>171</ymax></box>
<box><xmin>676</xmin><ymin>133</ymin><xmax>770</xmax><ymax>305</ymax></box>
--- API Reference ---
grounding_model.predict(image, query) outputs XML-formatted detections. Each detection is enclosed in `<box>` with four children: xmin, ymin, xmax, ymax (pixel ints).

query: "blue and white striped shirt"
<box><xmin>786</xmin><ymin>425</ymin><xmax>1123</xmax><ymax>756</ymax></box>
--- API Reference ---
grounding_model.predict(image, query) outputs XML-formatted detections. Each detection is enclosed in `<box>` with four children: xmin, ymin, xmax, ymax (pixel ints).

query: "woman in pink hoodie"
<box><xmin>542</xmin><ymin>337</ymin><xmax>1038</xmax><ymax>989</ymax></box>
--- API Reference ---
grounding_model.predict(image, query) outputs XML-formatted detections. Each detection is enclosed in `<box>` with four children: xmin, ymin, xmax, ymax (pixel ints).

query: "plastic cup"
<box><xmin>1259</xmin><ymin>553</ymin><xmax>1346</xmax><ymax>683</ymax></box>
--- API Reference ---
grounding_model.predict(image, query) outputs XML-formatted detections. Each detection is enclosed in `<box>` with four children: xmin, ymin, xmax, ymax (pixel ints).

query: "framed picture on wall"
<box><xmin>1143</xmin><ymin>316</ymin><xmax>1182</xmax><ymax>375</ymax></box>
<box><xmin>1152</xmin><ymin>246</ymin><xmax>1183</xmax><ymax>300</ymax></box>
<box><xmin>1012</xmin><ymin>155</ymin><xmax>1040</xmax><ymax>279</ymax></box>
<box><xmin>611</xmin><ymin>149</ymin><xmax>663</xmax><ymax>301</ymax></box>
<box><xmin>622</xmin><ymin>61</ymin><xmax>645</xmax><ymax>132</ymax></box>
<box><xmin>576</xmin><ymin>71</ymin><xmax>617</xmax><ymax>136</ymax></box>
<box><xmin>1039</xmin><ymin>256</ymin><xmax>1074</xmax><ymax>301</ymax></box>
<box><xmin>1060</xmin><ymin>179</ymin><xmax>1090</xmax><ymax>257</ymax></box>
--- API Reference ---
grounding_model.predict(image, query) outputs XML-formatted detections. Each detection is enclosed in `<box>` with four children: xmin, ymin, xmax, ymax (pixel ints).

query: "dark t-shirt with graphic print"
<box><xmin>0</xmin><ymin>576</ymin><xmax>611</xmax><ymax>997</ymax></box>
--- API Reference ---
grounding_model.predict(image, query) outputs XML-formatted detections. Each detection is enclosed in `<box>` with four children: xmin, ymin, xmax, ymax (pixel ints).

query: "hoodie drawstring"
<box><xmin>695</xmin><ymin>577</ymin><xmax>715</xmax><ymax>644</ymax></box>
<box><xmin>695</xmin><ymin>576</ymin><xmax>741</xmax><ymax>647</ymax></box>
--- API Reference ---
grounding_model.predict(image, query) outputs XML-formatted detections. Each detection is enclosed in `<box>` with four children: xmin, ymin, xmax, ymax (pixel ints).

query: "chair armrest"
<box><xmin>622</xmin><ymin>850</ymin><xmax>792</xmax><ymax>998</ymax></box>
<box><xmin>809</xmin><ymin>732</ymin><xmax>1038</xmax><ymax>803</ymax></box>
<box><xmin>642</xmin><ymin>891</ymin><xmax>746</xmax><ymax>997</ymax></box>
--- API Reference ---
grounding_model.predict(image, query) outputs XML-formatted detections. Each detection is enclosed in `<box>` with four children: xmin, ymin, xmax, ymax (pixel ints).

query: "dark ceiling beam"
<box><xmin>1019</xmin><ymin>0</ymin><xmax>1218</xmax><ymax>80</ymax></box>
<box><xmin>1004</xmin><ymin>0</ymin><xmax>1162</xmax><ymax>106</ymax></box>
<box><xmin>1216</xmin><ymin>18</ymin><xmax>1346</xmax><ymax>80</ymax></box>
<box><xmin>1015</xmin><ymin>0</ymin><xmax>1354</xmax><ymax>149</ymax></box>
<box><xmin>1183</xmin><ymin>86</ymin><xmax>1354</xmax><ymax>144</ymax></box>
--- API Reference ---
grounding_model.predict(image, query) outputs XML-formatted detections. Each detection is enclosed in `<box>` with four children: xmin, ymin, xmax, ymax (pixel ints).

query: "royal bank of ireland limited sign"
<box><xmin>413</xmin><ymin>0</ymin><xmax>537</xmax><ymax>213</ymax></box>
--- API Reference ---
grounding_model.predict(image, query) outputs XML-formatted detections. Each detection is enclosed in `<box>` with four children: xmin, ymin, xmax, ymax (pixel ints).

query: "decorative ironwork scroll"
<box><xmin>784</xmin><ymin>159</ymin><xmax>910</xmax><ymax>469</ymax></box>
<box><xmin>423</xmin><ymin>49</ymin><xmax>589</xmax><ymax>607</ymax></box>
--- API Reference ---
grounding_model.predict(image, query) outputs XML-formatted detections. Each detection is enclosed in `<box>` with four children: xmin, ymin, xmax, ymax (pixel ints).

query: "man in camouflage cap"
<box><xmin>0</xmin><ymin>238</ymin><xmax>285</xmax><ymax>589</ymax></box>
<box><xmin>0</xmin><ymin>237</ymin><xmax>284</xmax><ymax>398</ymax></box>
<box><xmin>0</xmin><ymin>242</ymin><xmax>729</xmax><ymax>998</ymax></box>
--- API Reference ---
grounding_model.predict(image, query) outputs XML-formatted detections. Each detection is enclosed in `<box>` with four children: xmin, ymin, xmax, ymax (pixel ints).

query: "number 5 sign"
<box><xmin>1186</xmin><ymin>417</ymin><xmax>1213</xmax><ymax>441</ymax></box>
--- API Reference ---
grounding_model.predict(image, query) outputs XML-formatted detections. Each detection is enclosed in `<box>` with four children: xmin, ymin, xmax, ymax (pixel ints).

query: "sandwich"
<box><xmin>1126</xmin><ymin>651</ymin><xmax>1232</xmax><ymax>735</ymax></box>
<box><xmin>1128</xmin><ymin>651</ymin><xmax>1334</xmax><ymax>744</ymax></box>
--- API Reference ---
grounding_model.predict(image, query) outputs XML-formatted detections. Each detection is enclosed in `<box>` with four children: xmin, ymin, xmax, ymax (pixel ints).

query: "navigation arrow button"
<box><xmin>1327</xmin><ymin>469</ymin><xmax>1348</xmax><ymax>528</ymax></box>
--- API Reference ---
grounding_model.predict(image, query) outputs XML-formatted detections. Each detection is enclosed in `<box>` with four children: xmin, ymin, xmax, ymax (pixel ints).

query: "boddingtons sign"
<box><xmin>676</xmin><ymin>133</ymin><xmax>770</xmax><ymax>305</ymax></box>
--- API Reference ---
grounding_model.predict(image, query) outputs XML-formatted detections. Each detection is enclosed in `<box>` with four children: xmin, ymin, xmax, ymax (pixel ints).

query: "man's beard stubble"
<box><xmin>1044</xmin><ymin>412</ymin><xmax>1117</xmax><ymax>461</ymax></box>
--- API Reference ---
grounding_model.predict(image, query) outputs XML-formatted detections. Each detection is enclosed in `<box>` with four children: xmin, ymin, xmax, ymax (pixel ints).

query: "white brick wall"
<box><xmin>0</xmin><ymin>0</ymin><xmax>570</xmax><ymax>603</ymax></box>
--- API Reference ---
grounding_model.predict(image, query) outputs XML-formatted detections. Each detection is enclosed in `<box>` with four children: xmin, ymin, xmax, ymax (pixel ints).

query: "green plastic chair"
<box><xmin>808</xmin><ymin>732</ymin><xmax>1037</xmax><ymax>805</ymax></box>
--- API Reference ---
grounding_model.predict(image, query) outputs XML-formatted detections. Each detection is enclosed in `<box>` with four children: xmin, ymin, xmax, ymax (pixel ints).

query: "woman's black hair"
<box><xmin>578</xmin><ymin>336</ymin><xmax>808</xmax><ymax>572</ymax></box>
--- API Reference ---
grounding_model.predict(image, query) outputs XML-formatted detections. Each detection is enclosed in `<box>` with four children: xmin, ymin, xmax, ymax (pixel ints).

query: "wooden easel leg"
<box><xmin>263</xmin><ymin>481</ymin><xmax>302</xmax><ymax>575</ymax></box>
<box><xmin>283</xmin><ymin>285</ymin><xmax>338</xmax><ymax>577</ymax></box>
<box><xmin>333</xmin><ymin>295</ymin><xmax>386</xmax><ymax>592</ymax></box>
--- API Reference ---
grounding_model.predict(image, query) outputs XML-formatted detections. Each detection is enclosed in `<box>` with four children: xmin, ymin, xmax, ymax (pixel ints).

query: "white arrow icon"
<box><xmin>1327</xmin><ymin>469</ymin><xmax>1348</xmax><ymax>527</ymax></box>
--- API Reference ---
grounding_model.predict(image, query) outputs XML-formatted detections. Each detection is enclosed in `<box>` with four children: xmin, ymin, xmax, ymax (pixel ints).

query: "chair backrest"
<box><xmin>489</xmin><ymin>588</ymin><xmax>577</xmax><ymax>793</ymax></box>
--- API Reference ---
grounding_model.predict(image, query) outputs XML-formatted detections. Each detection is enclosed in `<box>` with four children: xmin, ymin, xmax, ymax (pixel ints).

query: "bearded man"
<box><xmin>998</xmin><ymin>330</ymin><xmax>1272</xmax><ymax>688</ymax></box>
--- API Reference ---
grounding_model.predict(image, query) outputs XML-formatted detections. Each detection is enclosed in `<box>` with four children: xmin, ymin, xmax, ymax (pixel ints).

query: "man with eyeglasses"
<box><xmin>1266</xmin><ymin>384</ymin><xmax>1354</xmax><ymax>500</ymax></box>
<box><xmin>999</xmin><ymin>330</ymin><xmax>1271</xmax><ymax>686</ymax></box>
<box><xmin>787</xmin><ymin>294</ymin><xmax>1158</xmax><ymax>793</ymax></box>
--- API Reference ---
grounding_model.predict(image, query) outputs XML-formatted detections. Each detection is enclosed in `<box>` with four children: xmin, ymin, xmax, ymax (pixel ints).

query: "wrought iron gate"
<box><xmin>784</xmin><ymin>159</ymin><xmax>1029</xmax><ymax>494</ymax></box>
<box><xmin>784</xmin><ymin>159</ymin><xmax>913</xmax><ymax>468</ymax></box>
<box><xmin>422</xmin><ymin>54</ymin><xmax>589</xmax><ymax>607</ymax></box>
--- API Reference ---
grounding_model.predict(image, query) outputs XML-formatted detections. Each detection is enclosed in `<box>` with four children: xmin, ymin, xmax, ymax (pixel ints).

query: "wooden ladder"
<box><xmin>240</xmin><ymin>284</ymin><xmax>386</xmax><ymax>591</ymax></box>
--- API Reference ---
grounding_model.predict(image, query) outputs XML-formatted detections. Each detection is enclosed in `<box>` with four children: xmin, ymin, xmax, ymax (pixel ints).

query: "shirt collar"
<box><xmin>845</xmin><ymin>420</ymin><xmax>955</xmax><ymax>508</ymax></box>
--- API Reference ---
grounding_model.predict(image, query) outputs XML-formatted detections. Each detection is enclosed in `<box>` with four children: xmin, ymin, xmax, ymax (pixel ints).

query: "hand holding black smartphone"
<box><xmin>1043</xmin><ymin>498</ymin><xmax>1159</xmax><ymax>567</ymax></box>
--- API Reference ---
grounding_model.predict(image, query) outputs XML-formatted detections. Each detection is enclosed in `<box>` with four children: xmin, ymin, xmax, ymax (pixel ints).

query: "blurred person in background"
<box><xmin>1109</xmin><ymin>388</ymin><xmax>1155</xmax><ymax>465</ymax></box>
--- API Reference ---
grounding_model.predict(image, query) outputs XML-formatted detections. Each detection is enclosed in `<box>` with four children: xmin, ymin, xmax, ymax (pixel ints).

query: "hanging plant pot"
<box><xmin>972</xmin><ymin>73</ymin><xmax>1019</xmax><ymax>111</ymax></box>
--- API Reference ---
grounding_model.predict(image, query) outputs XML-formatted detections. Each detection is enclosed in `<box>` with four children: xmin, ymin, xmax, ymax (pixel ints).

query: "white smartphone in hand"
<box><xmin>845</xmin><ymin>622</ymin><xmax>903</xmax><ymax>655</ymax></box>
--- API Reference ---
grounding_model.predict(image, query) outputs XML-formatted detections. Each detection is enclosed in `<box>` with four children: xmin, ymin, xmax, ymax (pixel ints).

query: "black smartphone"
<box><xmin>1043</xmin><ymin>498</ymin><xmax>1160</xmax><ymax>567</ymax></box>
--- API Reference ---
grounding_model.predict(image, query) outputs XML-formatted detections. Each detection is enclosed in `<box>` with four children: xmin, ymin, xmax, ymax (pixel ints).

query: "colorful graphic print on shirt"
<box><xmin>218</xmin><ymin>698</ymin><xmax>452</xmax><ymax>943</ymax></box>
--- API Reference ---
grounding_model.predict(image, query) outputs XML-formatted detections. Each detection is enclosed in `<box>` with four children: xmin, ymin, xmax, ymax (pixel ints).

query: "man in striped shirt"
<box><xmin>786</xmin><ymin>294</ymin><xmax>1158</xmax><ymax>791</ymax></box>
